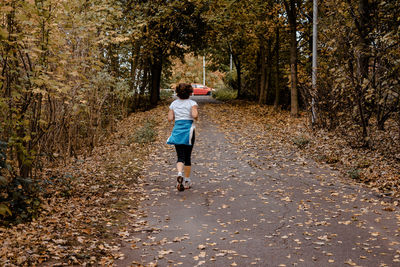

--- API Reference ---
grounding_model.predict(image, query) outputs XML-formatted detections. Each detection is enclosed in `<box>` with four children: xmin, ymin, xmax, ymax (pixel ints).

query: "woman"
<box><xmin>167</xmin><ymin>83</ymin><xmax>198</xmax><ymax>191</ymax></box>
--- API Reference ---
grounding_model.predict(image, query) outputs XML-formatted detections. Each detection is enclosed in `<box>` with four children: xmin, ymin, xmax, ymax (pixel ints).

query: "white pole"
<box><xmin>311</xmin><ymin>0</ymin><xmax>318</xmax><ymax>125</ymax></box>
<box><xmin>203</xmin><ymin>56</ymin><xmax>206</xmax><ymax>86</ymax></box>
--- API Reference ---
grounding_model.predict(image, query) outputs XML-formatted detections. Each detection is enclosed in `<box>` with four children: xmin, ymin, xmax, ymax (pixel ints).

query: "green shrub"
<box><xmin>133</xmin><ymin>119</ymin><xmax>157</xmax><ymax>144</ymax></box>
<box><xmin>0</xmin><ymin>141</ymin><xmax>12</xmax><ymax>220</ymax></box>
<box><xmin>348</xmin><ymin>168</ymin><xmax>361</xmax><ymax>180</ymax></box>
<box><xmin>223</xmin><ymin>70</ymin><xmax>238</xmax><ymax>90</ymax></box>
<box><xmin>0</xmin><ymin>141</ymin><xmax>40</xmax><ymax>226</ymax></box>
<box><xmin>212</xmin><ymin>88</ymin><xmax>237</xmax><ymax>101</ymax></box>
<box><xmin>160</xmin><ymin>89</ymin><xmax>174</xmax><ymax>100</ymax></box>
<box><xmin>293</xmin><ymin>135</ymin><xmax>310</xmax><ymax>148</ymax></box>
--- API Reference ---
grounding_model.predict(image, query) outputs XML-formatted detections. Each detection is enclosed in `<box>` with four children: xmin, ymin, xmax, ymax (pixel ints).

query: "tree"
<box><xmin>206</xmin><ymin>0</ymin><xmax>259</xmax><ymax>99</ymax></box>
<box><xmin>128</xmin><ymin>0</ymin><xmax>209</xmax><ymax>106</ymax></box>
<box><xmin>313</xmin><ymin>0</ymin><xmax>400</xmax><ymax>144</ymax></box>
<box><xmin>0</xmin><ymin>0</ymin><xmax>138</xmax><ymax>222</ymax></box>
<box><xmin>283</xmin><ymin>0</ymin><xmax>301</xmax><ymax>116</ymax></box>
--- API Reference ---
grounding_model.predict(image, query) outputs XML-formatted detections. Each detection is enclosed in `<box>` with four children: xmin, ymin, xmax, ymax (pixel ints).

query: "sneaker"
<box><xmin>176</xmin><ymin>175</ymin><xmax>184</xmax><ymax>191</ymax></box>
<box><xmin>184</xmin><ymin>178</ymin><xmax>192</xmax><ymax>189</ymax></box>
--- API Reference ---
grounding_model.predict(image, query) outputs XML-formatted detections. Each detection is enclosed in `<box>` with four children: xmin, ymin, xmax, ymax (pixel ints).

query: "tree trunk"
<box><xmin>131</xmin><ymin>41</ymin><xmax>141</xmax><ymax>94</ymax></box>
<box><xmin>234</xmin><ymin>56</ymin><xmax>242</xmax><ymax>99</ymax></box>
<box><xmin>259</xmin><ymin>40</ymin><xmax>273</xmax><ymax>104</ymax></box>
<box><xmin>267</xmin><ymin>55</ymin><xmax>272</xmax><ymax>102</ymax></box>
<box><xmin>255</xmin><ymin>51</ymin><xmax>262</xmax><ymax>100</ymax></box>
<box><xmin>258</xmin><ymin>42</ymin><xmax>267</xmax><ymax>104</ymax></box>
<box><xmin>289</xmin><ymin>20</ymin><xmax>298</xmax><ymax>116</ymax></box>
<box><xmin>356</xmin><ymin>0</ymin><xmax>370</xmax><ymax>137</ymax></box>
<box><xmin>150</xmin><ymin>54</ymin><xmax>162</xmax><ymax>106</ymax></box>
<box><xmin>274</xmin><ymin>27</ymin><xmax>280</xmax><ymax>109</ymax></box>
<box><xmin>284</xmin><ymin>0</ymin><xmax>299</xmax><ymax>116</ymax></box>
<box><xmin>351</xmin><ymin>0</ymin><xmax>372</xmax><ymax>143</ymax></box>
<box><xmin>357</xmin><ymin>0</ymin><xmax>370</xmax><ymax>80</ymax></box>
<box><xmin>237</xmin><ymin>61</ymin><xmax>242</xmax><ymax>98</ymax></box>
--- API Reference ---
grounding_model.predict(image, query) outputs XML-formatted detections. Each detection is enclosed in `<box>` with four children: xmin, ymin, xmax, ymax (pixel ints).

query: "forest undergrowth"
<box><xmin>0</xmin><ymin>105</ymin><xmax>167</xmax><ymax>266</ymax></box>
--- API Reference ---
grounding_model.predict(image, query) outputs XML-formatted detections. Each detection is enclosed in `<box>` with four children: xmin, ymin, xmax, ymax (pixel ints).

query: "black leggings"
<box><xmin>175</xmin><ymin>131</ymin><xmax>195</xmax><ymax>166</ymax></box>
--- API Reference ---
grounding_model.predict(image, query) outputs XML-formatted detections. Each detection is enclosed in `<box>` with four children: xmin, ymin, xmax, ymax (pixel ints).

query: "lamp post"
<box><xmin>203</xmin><ymin>56</ymin><xmax>206</xmax><ymax>86</ymax></box>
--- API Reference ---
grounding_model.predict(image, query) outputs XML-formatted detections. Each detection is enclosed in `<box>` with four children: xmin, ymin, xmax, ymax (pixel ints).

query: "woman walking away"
<box><xmin>167</xmin><ymin>83</ymin><xmax>198</xmax><ymax>191</ymax></box>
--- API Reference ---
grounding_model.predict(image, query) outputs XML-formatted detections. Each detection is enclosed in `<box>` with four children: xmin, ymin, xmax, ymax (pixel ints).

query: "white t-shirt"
<box><xmin>169</xmin><ymin>99</ymin><xmax>198</xmax><ymax>121</ymax></box>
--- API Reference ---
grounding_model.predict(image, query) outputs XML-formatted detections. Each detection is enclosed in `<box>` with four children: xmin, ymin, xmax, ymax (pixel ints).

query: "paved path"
<box><xmin>117</xmin><ymin>99</ymin><xmax>400</xmax><ymax>267</ymax></box>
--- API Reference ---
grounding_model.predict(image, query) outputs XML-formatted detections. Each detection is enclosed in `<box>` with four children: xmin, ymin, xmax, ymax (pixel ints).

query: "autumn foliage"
<box><xmin>0</xmin><ymin>0</ymin><xmax>399</xmax><ymax>243</ymax></box>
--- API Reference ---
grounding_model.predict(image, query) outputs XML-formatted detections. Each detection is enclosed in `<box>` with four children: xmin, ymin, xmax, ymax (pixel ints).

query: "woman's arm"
<box><xmin>168</xmin><ymin>109</ymin><xmax>174</xmax><ymax>122</ymax></box>
<box><xmin>191</xmin><ymin>105</ymin><xmax>198</xmax><ymax>120</ymax></box>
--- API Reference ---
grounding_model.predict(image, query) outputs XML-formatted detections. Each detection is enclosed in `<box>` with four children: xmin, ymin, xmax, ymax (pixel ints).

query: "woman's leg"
<box><xmin>175</xmin><ymin>145</ymin><xmax>186</xmax><ymax>191</ymax></box>
<box><xmin>183</xmin><ymin>146</ymin><xmax>193</xmax><ymax>188</ymax></box>
<box><xmin>183</xmin><ymin>144</ymin><xmax>193</xmax><ymax>176</ymax></box>
<box><xmin>175</xmin><ymin>145</ymin><xmax>185</xmax><ymax>174</ymax></box>
<box><xmin>183</xmin><ymin>131</ymin><xmax>195</xmax><ymax>187</ymax></box>
<box><xmin>184</xmin><ymin>165</ymin><xmax>191</xmax><ymax>178</ymax></box>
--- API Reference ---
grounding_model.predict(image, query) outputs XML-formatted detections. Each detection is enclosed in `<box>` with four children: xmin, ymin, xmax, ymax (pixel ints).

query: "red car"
<box><xmin>191</xmin><ymin>83</ymin><xmax>213</xmax><ymax>95</ymax></box>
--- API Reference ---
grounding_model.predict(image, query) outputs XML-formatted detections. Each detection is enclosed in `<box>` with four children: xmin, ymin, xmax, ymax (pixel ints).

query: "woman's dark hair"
<box><xmin>175</xmin><ymin>83</ymin><xmax>193</xmax><ymax>99</ymax></box>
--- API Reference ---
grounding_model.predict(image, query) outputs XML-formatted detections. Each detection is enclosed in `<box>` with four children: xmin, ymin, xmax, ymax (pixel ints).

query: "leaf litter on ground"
<box><xmin>204</xmin><ymin>101</ymin><xmax>400</xmax><ymax>199</ymax></box>
<box><xmin>0</xmin><ymin>105</ymin><xmax>167</xmax><ymax>266</ymax></box>
<box><xmin>2</xmin><ymin>100</ymin><xmax>400</xmax><ymax>266</ymax></box>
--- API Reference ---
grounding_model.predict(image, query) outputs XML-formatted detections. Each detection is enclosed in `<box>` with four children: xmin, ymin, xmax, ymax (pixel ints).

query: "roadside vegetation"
<box><xmin>212</xmin><ymin>88</ymin><xmax>238</xmax><ymax>101</ymax></box>
<box><xmin>0</xmin><ymin>106</ymin><xmax>166</xmax><ymax>265</ymax></box>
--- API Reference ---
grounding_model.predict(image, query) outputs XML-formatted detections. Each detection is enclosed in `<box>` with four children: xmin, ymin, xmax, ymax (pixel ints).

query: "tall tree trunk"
<box><xmin>347</xmin><ymin>0</ymin><xmax>372</xmax><ymax>142</ymax></box>
<box><xmin>357</xmin><ymin>0</ymin><xmax>370</xmax><ymax>80</ymax></box>
<box><xmin>150</xmin><ymin>54</ymin><xmax>162</xmax><ymax>106</ymax></box>
<box><xmin>4</xmin><ymin>3</ymin><xmax>17</xmax><ymax>141</ymax></box>
<box><xmin>267</xmin><ymin>54</ymin><xmax>272</xmax><ymax>102</ymax></box>
<box><xmin>131</xmin><ymin>41</ymin><xmax>141</xmax><ymax>93</ymax></box>
<box><xmin>140</xmin><ymin>66</ymin><xmax>149</xmax><ymax>95</ymax></box>
<box><xmin>259</xmin><ymin>40</ymin><xmax>272</xmax><ymax>104</ymax></box>
<box><xmin>233</xmin><ymin>55</ymin><xmax>242</xmax><ymax>99</ymax></box>
<box><xmin>284</xmin><ymin>0</ymin><xmax>299</xmax><ymax>116</ymax></box>
<box><xmin>258</xmin><ymin>42</ymin><xmax>267</xmax><ymax>104</ymax></box>
<box><xmin>237</xmin><ymin>61</ymin><xmax>242</xmax><ymax>98</ymax></box>
<box><xmin>108</xmin><ymin>44</ymin><xmax>119</xmax><ymax>132</ymax></box>
<box><xmin>229</xmin><ymin>45</ymin><xmax>242</xmax><ymax>99</ymax></box>
<box><xmin>289</xmin><ymin>17</ymin><xmax>298</xmax><ymax>116</ymax></box>
<box><xmin>274</xmin><ymin>27</ymin><xmax>280</xmax><ymax>109</ymax></box>
<box><xmin>357</xmin><ymin>0</ymin><xmax>371</xmax><ymax>139</ymax></box>
<box><xmin>255</xmin><ymin>51</ymin><xmax>262</xmax><ymax>100</ymax></box>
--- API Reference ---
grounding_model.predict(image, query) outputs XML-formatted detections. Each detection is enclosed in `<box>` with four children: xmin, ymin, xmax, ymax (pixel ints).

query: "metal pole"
<box><xmin>311</xmin><ymin>0</ymin><xmax>318</xmax><ymax>125</ymax></box>
<box><xmin>203</xmin><ymin>56</ymin><xmax>206</xmax><ymax>86</ymax></box>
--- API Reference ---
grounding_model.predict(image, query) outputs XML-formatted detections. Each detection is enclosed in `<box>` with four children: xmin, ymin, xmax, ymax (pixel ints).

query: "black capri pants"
<box><xmin>175</xmin><ymin>131</ymin><xmax>195</xmax><ymax>166</ymax></box>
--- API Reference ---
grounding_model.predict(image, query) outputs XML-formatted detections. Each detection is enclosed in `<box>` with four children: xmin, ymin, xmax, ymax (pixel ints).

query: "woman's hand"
<box><xmin>191</xmin><ymin>105</ymin><xmax>198</xmax><ymax>120</ymax></box>
<box><xmin>168</xmin><ymin>109</ymin><xmax>174</xmax><ymax>122</ymax></box>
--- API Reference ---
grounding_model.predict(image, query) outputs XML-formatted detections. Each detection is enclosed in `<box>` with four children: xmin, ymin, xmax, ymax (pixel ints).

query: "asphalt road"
<box><xmin>116</xmin><ymin>99</ymin><xmax>400</xmax><ymax>267</ymax></box>
<box><xmin>190</xmin><ymin>95</ymin><xmax>220</xmax><ymax>104</ymax></box>
<box><xmin>174</xmin><ymin>95</ymin><xmax>220</xmax><ymax>104</ymax></box>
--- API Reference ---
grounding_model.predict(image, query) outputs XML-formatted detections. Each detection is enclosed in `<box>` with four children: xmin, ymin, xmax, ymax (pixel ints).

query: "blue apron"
<box><xmin>167</xmin><ymin>120</ymin><xmax>195</xmax><ymax>145</ymax></box>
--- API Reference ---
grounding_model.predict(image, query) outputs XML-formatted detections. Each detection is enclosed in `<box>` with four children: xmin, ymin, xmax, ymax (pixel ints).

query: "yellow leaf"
<box><xmin>0</xmin><ymin>203</ymin><xmax>12</xmax><ymax>216</ymax></box>
<box><xmin>344</xmin><ymin>259</ymin><xmax>357</xmax><ymax>266</ymax></box>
